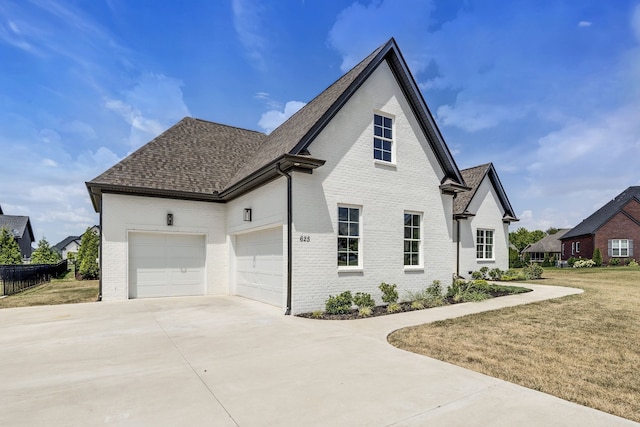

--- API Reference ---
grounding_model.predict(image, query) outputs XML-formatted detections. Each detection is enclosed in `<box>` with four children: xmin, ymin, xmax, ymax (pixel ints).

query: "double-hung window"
<box><xmin>338</xmin><ymin>206</ymin><xmax>360</xmax><ymax>267</ymax></box>
<box><xmin>611</xmin><ymin>239</ymin><xmax>629</xmax><ymax>257</ymax></box>
<box><xmin>476</xmin><ymin>229</ymin><xmax>494</xmax><ymax>259</ymax></box>
<box><xmin>373</xmin><ymin>113</ymin><xmax>393</xmax><ymax>162</ymax></box>
<box><xmin>404</xmin><ymin>213</ymin><xmax>421</xmax><ymax>266</ymax></box>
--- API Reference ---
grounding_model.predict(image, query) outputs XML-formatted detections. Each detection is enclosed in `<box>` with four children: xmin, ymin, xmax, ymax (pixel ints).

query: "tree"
<box><xmin>592</xmin><ymin>248</ymin><xmax>603</xmax><ymax>267</ymax></box>
<box><xmin>546</xmin><ymin>227</ymin><xmax>560</xmax><ymax>235</ymax></box>
<box><xmin>77</xmin><ymin>227</ymin><xmax>99</xmax><ymax>279</ymax></box>
<box><xmin>31</xmin><ymin>237</ymin><xmax>62</xmax><ymax>264</ymax></box>
<box><xmin>0</xmin><ymin>227</ymin><xmax>23</xmax><ymax>265</ymax></box>
<box><xmin>509</xmin><ymin>227</ymin><xmax>547</xmax><ymax>253</ymax></box>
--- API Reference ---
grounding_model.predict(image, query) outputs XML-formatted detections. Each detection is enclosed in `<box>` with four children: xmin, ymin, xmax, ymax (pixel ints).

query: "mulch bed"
<box><xmin>296</xmin><ymin>288</ymin><xmax>532</xmax><ymax>320</ymax></box>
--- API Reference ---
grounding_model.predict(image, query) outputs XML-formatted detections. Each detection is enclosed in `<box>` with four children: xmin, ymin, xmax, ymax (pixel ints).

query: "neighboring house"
<box><xmin>54</xmin><ymin>226</ymin><xmax>101</xmax><ymax>260</ymax></box>
<box><xmin>560</xmin><ymin>186</ymin><xmax>640</xmax><ymax>264</ymax></box>
<box><xmin>453</xmin><ymin>163</ymin><xmax>518</xmax><ymax>277</ymax></box>
<box><xmin>522</xmin><ymin>229</ymin><xmax>571</xmax><ymax>263</ymax></box>
<box><xmin>0</xmin><ymin>213</ymin><xmax>35</xmax><ymax>260</ymax></box>
<box><xmin>54</xmin><ymin>236</ymin><xmax>81</xmax><ymax>260</ymax></box>
<box><xmin>86</xmin><ymin>39</ymin><xmax>515</xmax><ymax>314</ymax></box>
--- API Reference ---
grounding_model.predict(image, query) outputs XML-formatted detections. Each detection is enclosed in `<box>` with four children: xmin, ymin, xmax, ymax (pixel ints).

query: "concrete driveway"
<box><xmin>0</xmin><ymin>285</ymin><xmax>636</xmax><ymax>427</ymax></box>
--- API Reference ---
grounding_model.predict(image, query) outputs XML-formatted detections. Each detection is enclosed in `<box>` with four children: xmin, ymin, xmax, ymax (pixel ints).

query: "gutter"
<box><xmin>276</xmin><ymin>163</ymin><xmax>293</xmax><ymax>315</ymax></box>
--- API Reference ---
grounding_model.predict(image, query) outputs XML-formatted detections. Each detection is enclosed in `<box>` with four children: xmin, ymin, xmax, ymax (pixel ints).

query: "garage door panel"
<box><xmin>129</xmin><ymin>232</ymin><xmax>205</xmax><ymax>299</ymax></box>
<box><xmin>235</xmin><ymin>227</ymin><xmax>283</xmax><ymax>307</ymax></box>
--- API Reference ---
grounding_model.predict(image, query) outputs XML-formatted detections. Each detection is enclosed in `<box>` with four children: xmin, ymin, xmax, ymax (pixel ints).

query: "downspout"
<box><xmin>276</xmin><ymin>163</ymin><xmax>292</xmax><ymax>315</ymax></box>
<box><xmin>456</xmin><ymin>218</ymin><xmax>460</xmax><ymax>277</ymax></box>
<box><xmin>98</xmin><ymin>198</ymin><xmax>103</xmax><ymax>301</ymax></box>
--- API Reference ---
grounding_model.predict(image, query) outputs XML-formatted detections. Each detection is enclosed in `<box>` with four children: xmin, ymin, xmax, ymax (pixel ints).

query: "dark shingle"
<box><xmin>0</xmin><ymin>215</ymin><xmax>30</xmax><ymax>239</ymax></box>
<box><xmin>89</xmin><ymin>118</ymin><xmax>266</xmax><ymax>195</ymax></box>
<box><xmin>54</xmin><ymin>236</ymin><xmax>81</xmax><ymax>252</ymax></box>
<box><xmin>453</xmin><ymin>163</ymin><xmax>517</xmax><ymax>221</ymax></box>
<box><xmin>522</xmin><ymin>229</ymin><xmax>571</xmax><ymax>253</ymax></box>
<box><xmin>563</xmin><ymin>186</ymin><xmax>640</xmax><ymax>239</ymax></box>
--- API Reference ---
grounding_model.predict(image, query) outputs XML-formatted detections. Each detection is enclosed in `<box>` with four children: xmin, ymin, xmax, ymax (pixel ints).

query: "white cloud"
<box><xmin>42</xmin><ymin>158</ymin><xmax>57</xmax><ymax>167</ymax></box>
<box><xmin>437</xmin><ymin>102</ymin><xmax>526</xmax><ymax>132</ymax></box>
<box><xmin>232</xmin><ymin>0</ymin><xmax>267</xmax><ymax>69</ymax></box>
<box><xmin>578</xmin><ymin>21</ymin><xmax>592</xmax><ymax>28</ymax></box>
<box><xmin>105</xmin><ymin>73</ymin><xmax>190</xmax><ymax>148</ymax></box>
<box><xmin>258</xmin><ymin>101</ymin><xmax>306</xmax><ymax>134</ymax></box>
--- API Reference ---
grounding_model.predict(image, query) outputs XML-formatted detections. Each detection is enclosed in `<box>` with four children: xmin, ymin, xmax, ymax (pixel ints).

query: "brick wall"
<box><xmin>595</xmin><ymin>203</ymin><xmax>640</xmax><ymax>263</ymax></box>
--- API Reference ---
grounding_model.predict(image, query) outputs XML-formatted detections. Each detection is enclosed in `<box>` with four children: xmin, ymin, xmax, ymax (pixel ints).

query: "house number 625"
<box><xmin>300</xmin><ymin>235</ymin><xmax>310</xmax><ymax>242</ymax></box>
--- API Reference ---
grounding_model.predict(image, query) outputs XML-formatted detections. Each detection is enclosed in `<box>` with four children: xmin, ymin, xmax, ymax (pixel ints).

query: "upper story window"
<box><xmin>404</xmin><ymin>213</ymin><xmax>421</xmax><ymax>266</ymax></box>
<box><xmin>373</xmin><ymin>113</ymin><xmax>393</xmax><ymax>163</ymax></box>
<box><xmin>338</xmin><ymin>206</ymin><xmax>361</xmax><ymax>268</ymax></box>
<box><xmin>476</xmin><ymin>229</ymin><xmax>494</xmax><ymax>260</ymax></box>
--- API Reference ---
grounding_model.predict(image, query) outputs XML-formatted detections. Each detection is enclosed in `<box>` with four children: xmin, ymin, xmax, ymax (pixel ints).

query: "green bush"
<box><xmin>471</xmin><ymin>271</ymin><xmax>483</xmax><ymax>280</ymax></box>
<box><xmin>426</xmin><ymin>280</ymin><xmax>443</xmax><ymax>297</ymax></box>
<box><xmin>488</xmin><ymin>268</ymin><xmax>503</xmax><ymax>280</ymax></box>
<box><xmin>592</xmin><ymin>248</ymin><xmax>603</xmax><ymax>267</ymax></box>
<box><xmin>379</xmin><ymin>282</ymin><xmax>398</xmax><ymax>304</ymax></box>
<box><xmin>629</xmin><ymin>259</ymin><xmax>639</xmax><ymax>266</ymax></box>
<box><xmin>573</xmin><ymin>259</ymin><xmax>595</xmax><ymax>268</ymax></box>
<box><xmin>358</xmin><ymin>306</ymin><xmax>373</xmax><ymax>317</ymax></box>
<box><xmin>386</xmin><ymin>302</ymin><xmax>402</xmax><ymax>313</ymax></box>
<box><xmin>523</xmin><ymin>263</ymin><xmax>544</xmax><ymax>279</ymax></box>
<box><xmin>567</xmin><ymin>257</ymin><xmax>577</xmax><ymax>267</ymax></box>
<box><xmin>353</xmin><ymin>292</ymin><xmax>375</xmax><ymax>308</ymax></box>
<box><xmin>609</xmin><ymin>258</ymin><xmax>620</xmax><ymax>266</ymax></box>
<box><xmin>311</xmin><ymin>310</ymin><xmax>324</xmax><ymax>319</ymax></box>
<box><xmin>325</xmin><ymin>291</ymin><xmax>353</xmax><ymax>314</ymax></box>
<box><xmin>542</xmin><ymin>253</ymin><xmax>552</xmax><ymax>267</ymax></box>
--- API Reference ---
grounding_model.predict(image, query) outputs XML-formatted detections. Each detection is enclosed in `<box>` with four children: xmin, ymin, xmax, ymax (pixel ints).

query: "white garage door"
<box><xmin>235</xmin><ymin>227</ymin><xmax>283</xmax><ymax>307</ymax></box>
<box><xmin>129</xmin><ymin>232</ymin><xmax>206</xmax><ymax>298</ymax></box>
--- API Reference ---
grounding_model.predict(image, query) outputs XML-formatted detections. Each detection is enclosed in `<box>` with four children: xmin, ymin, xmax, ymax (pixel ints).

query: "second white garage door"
<box><xmin>129</xmin><ymin>232</ymin><xmax>206</xmax><ymax>298</ymax></box>
<box><xmin>235</xmin><ymin>227</ymin><xmax>283</xmax><ymax>307</ymax></box>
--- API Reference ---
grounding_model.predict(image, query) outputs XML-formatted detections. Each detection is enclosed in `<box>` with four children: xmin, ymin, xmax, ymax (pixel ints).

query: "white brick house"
<box><xmin>87</xmin><ymin>39</ymin><xmax>517</xmax><ymax>314</ymax></box>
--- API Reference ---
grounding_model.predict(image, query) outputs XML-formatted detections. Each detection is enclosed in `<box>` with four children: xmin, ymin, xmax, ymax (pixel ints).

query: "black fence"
<box><xmin>0</xmin><ymin>260</ymin><xmax>68</xmax><ymax>296</ymax></box>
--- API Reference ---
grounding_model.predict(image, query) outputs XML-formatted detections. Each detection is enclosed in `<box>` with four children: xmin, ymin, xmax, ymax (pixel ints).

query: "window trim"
<box><xmin>476</xmin><ymin>229</ymin><xmax>495</xmax><ymax>260</ymax></box>
<box><xmin>373</xmin><ymin>112</ymin><xmax>396</xmax><ymax>165</ymax></box>
<box><xmin>611</xmin><ymin>239</ymin><xmax>629</xmax><ymax>257</ymax></box>
<box><xmin>575</xmin><ymin>242</ymin><xmax>580</xmax><ymax>253</ymax></box>
<box><xmin>403</xmin><ymin>211</ymin><xmax>423</xmax><ymax>269</ymax></box>
<box><xmin>337</xmin><ymin>205</ymin><xmax>362</xmax><ymax>270</ymax></box>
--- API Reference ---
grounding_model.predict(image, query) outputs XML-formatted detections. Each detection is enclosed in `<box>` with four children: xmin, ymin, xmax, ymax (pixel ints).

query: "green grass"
<box><xmin>388</xmin><ymin>266</ymin><xmax>640</xmax><ymax>423</ymax></box>
<box><xmin>0</xmin><ymin>271</ymin><xmax>98</xmax><ymax>309</ymax></box>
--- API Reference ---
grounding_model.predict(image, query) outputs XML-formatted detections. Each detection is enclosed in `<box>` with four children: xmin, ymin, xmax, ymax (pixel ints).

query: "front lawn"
<box><xmin>388</xmin><ymin>267</ymin><xmax>640</xmax><ymax>422</ymax></box>
<box><xmin>0</xmin><ymin>271</ymin><xmax>98</xmax><ymax>309</ymax></box>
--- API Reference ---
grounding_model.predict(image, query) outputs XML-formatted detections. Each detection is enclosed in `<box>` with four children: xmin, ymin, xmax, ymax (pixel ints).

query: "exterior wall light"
<box><xmin>167</xmin><ymin>213</ymin><xmax>174</xmax><ymax>226</ymax></box>
<box><xmin>243</xmin><ymin>209</ymin><xmax>252</xmax><ymax>222</ymax></box>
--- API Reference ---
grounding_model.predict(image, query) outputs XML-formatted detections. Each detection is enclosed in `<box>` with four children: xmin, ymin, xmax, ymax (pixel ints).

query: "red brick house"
<box><xmin>560</xmin><ymin>186</ymin><xmax>639</xmax><ymax>264</ymax></box>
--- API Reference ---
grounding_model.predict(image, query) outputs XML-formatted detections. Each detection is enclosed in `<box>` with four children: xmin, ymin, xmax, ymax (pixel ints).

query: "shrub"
<box><xmin>567</xmin><ymin>257</ymin><xmax>577</xmax><ymax>267</ymax></box>
<box><xmin>573</xmin><ymin>259</ymin><xmax>595</xmax><ymax>268</ymax></box>
<box><xmin>479</xmin><ymin>266</ymin><xmax>489</xmax><ymax>278</ymax></box>
<box><xmin>426</xmin><ymin>280</ymin><xmax>442</xmax><ymax>297</ymax></box>
<box><xmin>411</xmin><ymin>300</ymin><xmax>425</xmax><ymax>310</ymax></box>
<box><xmin>623</xmin><ymin>258</ymin><xmax>632</xmax><ymax>266</ymax></box>
<box><xmin>379</xmin><ymin>282</ymin><xmax>399</xmax><ymax>304</ymax></box>
<box><xmin>523</xmin><ymin>263</ymin><xmax>544</xmax><ymax>279</ymax></box>
<box><xmin>592</xmin><ymin>248</ymin><xmax>603</xmax><ymax>267</ymax></box>
<box><xmin>471</xmin><ymin>271</ymin><xmax>483</xmax><ymax>280</ymax></box>
<box><xmin>488</xmin><ymin>268</ymin><xmax>503</xmax><ymax>280</ymax></box>
<box><xmin>629</xmin><ymin>259</ymin><xmax>639</xmax><ymax>266</ymax></box>
<box><xmin>77</xmin><ymin>227</ymin><xmax>100</xmax><ymax>279</ymax></box>
<box><xmin>325</xmin><ymin>291</ymin><xmax>353</xmax><ymax>314</ymax></box>
<box><xmin>311</xmin><ymin>310</ymin><xmax>324</xmax><ymax>319</ymax></box>
<box><xmin>386</xmin><ymin>302</ymin><xmax>402</xmax><ymax>313</ymax></box>
<box><xmin>358</xmin><ymin>306</ymin><xmax>373</xmax><ymax>317</ymax></box>
<box><xmin>353</xmin><ymin>292</ymin><xmax>375</xmax><ymax>308</ymax></box>
<box><xmin>609</xmin><ymin>258</ymin><xmax>620</xmax><ymax>266</ymax></box>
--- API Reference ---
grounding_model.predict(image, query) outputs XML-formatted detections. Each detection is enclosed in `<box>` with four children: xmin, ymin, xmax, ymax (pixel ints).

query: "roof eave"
<box><xmin>219</xmin><ymin>154</ymin><xmax>326</xmax><ymax>201</ymax></box>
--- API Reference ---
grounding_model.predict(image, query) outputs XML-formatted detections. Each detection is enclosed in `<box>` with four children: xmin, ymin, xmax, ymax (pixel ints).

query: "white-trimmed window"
<box><xmin>610</xmin><ymin>239</ymin><xmax>631</xmax><ymax>257</ymax></box>
<box><xmin>338</xmin><ymin>206</ymin><xmax>360</xmax><ymax>267</ymax></box>
<box><xmin>404</xmin><ymin>213</ymin><xmax>421</xmax><ymax>266</ymax></box>
<box><xmin>476</xmin><ymin>229</ymin><xmax>494</xmax><ymax>259</ymax></box>
<box><xmin>575</xmin><ymin>242</ymin><xmax>580</xmax><ymax>253</ymax></box>
<box><xmin>571</xmin><ymin>242</ymin><xmax>575</xmax><ymax>255</ymax></box>
<box><xmin>373</xmin><ymin>113</ymin><xmax>393</xmax><ymax>163</ymax></box>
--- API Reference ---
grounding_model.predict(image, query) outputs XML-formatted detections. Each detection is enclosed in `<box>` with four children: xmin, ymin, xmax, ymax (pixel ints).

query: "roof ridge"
<box><xmin>191</xmin><ymin>117</ymin><xmax>266</xmax><ymax>135</ymax></box>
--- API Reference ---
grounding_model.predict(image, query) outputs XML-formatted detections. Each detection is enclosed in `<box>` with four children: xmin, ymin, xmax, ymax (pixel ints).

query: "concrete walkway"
<box><xmin>0</xmin><ymin>284</ymin><xmax>636</xmax><ymax>426</ymax></box>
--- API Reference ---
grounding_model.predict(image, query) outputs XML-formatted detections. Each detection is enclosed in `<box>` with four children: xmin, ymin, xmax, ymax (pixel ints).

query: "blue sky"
<box><xmin>1</xmin><ymin>0</ymin><xmax>640</xmax><ymax>245</ymax></box>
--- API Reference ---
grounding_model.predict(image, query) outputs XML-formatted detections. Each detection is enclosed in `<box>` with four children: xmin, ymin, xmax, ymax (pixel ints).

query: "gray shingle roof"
<box><xmin>454</xmin><ymin>163</ymin><xmax>517</xmax><ymax>220</ymax></box>
<box><xmin>0</xmin><ymin>215</ymin><xmax>32</xmax><ymax>240</ymax></box>
<box><xmin>87</xmin><ymin>38</ymin><xmax>467</xmax><ymax>210</ymax></box>
<box><xmin>54</xmin><ymin>236</ymin><xmax>81</xmax><ymax>252</ymax></box>
<box><xmin>89</xmin><ymin>118</ymin><xmax>265</xmax><ymax>196</ymax></box>
<box><xmin>562</xmin><ymin>186</ymin><xmax>640</xmax><ymax>239</ymax></box>
<box><xmin>522</xmin><ymin>229</ymin><xmax>571</xmax><ymax>253</ymax></box>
